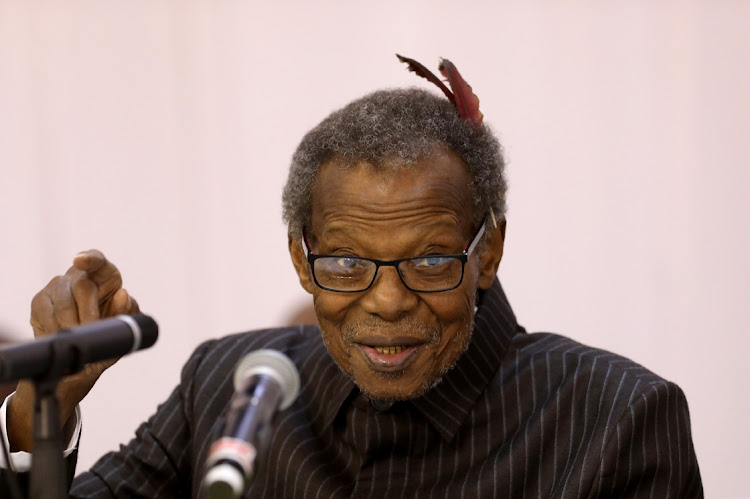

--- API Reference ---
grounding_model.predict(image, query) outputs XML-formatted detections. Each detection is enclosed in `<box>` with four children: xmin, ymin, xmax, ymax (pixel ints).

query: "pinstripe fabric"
<box><xmin>68</xmin><ymin>279</ymin><xmax>702</xmax><ymax>498</ymax></box>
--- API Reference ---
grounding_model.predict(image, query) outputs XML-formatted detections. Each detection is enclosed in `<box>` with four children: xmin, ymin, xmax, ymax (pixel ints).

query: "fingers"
<box><xmin>72</xmin><ymin>249</ymin><xmax>123</xmax><ymax>303</ymax></box>
<box><xmin>30</xmin><ymin>290</ymin><xmax>59</xmax><ymax>337</ymax></box>
<box><xmin>30</xmin><ymin>273</ymin><xmax>98</xmax><ymax>337</ymax></box>
<box><xmin>128</xmin><ymin>295</ymin><xmax>140</xmax><ymax>314</ymax></box>
<box><xmin>71</xmin><ymin>276</ymin><xmax>100</xmax><ymax>324</ymax></box>
<box><xmin>72</xmin><ymin>249</ymin><xmax>107</xmax><ymax>275</ymax></box>
<box><xmin>70</xmin><ymin>249</ymin><xmax>125</xmax><ymax>311</ymax></box>
<box><xmin>110</xmin><ymin>288</ymin><xmax>129</xmax><ymax>314</ymax></box>
<box><xmin>102</xmin><ymin>290</ymin><xmax>140</xmax><ymax>318</ymax></box>
<box><xmin>49</xmin><ymin>276</ymin><xmax>81</xmax><ymax>330</ymax></box>
<box><xmin>30</xmin><ymin>250</ymin><xmax>136</xmax><ymax>339</ymax></box>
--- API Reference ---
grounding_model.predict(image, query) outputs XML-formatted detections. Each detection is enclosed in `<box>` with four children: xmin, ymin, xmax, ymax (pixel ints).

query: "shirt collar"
<box><xmin>307</xmin><ymin>278</ymin><xmax>519</xmax><ymax>437</ymax></box>
<box><xmin>298</xmin><ymin>337</ymin><xmax>356</xmax><ymax>430</ymax></box>
<box><xmin>410</xmin><ymin>278</ymin><xmax>519</xmax><ymax>440</ymax></box>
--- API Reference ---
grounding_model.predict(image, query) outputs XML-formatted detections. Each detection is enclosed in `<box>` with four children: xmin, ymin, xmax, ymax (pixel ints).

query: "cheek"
<box><xmin>312</xmin><ymin>291</ymin><xmax>354</xmax><ymax>327</ymax></box>
<box><xmin>463</xmin><ymin>256</ymin><xmax>482</xmax><ymax>291</ymax></box>
<box><xmin>312</xmin><ymin>292</ymin><xmax>358</xmax><ymax>372</ymax></box>
<box><xmin>429</xmin><ymin>284</ymin><xmax>476</xmax><ymax>324</ymax></box>
<box><xmin>428</xmin><ymin>285</ymin><xmax>477</xmax><ymax>352</ymax></box>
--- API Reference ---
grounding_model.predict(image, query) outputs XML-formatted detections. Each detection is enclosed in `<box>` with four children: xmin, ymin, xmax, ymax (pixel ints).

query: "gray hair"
<box><xmin>281</xmin><ymin>87</ymin><xmax>507</xmax><ymax>239</ymax></box>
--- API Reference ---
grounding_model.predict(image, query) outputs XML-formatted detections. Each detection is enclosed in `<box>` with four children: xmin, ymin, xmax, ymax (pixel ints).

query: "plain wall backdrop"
<box><xmin>1</xmin><ymin>1</ymin><xmax>747</xmax><ymax>497</ymax></box>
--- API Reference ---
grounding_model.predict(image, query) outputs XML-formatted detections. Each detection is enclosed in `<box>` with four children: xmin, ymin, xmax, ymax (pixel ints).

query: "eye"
<box><xmin>335</xmin><ymin>257</ymin><xmax>362</xmax><ymax>269</ymax></box>
<box><xmin>412</xmin><ymin>256</ymin><xmax>450</xmax><ymax>269</ymax></box>
<box><xmin>334</xmin><ymin>257</ymin><xmax>367</xmax><ymax>270</ymax></box>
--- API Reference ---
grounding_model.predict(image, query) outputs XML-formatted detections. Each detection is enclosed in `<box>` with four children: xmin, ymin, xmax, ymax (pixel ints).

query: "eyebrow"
<box><xmin>312</xmin><ymin>223</ymin><xmax>468</xmax><ymax>256</ymax></box>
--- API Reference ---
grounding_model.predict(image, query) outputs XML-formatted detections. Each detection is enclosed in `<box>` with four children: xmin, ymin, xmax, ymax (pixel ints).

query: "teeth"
<box><xmin>374</xmin><ymin>346</ymin><xmax>405</xmax><ymax>355</ymax></box>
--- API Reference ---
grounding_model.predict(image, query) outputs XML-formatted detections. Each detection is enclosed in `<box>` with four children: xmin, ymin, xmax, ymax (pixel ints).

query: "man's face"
<box><xmin>290</xmin><ymin>148</ymin><xmax>502</xmax><ymax>401</ymax></box>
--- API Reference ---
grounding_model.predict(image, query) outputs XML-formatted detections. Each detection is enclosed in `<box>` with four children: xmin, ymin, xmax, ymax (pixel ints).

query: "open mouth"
<box><xmin>372</xmin><ymin>345</ymin><xmax>405</xmax><ymax>355</ymax></box>
<box><xmin>358</xmin><ymin>343</ymin><xmax>421</xmax><ymax>372</ymax></box>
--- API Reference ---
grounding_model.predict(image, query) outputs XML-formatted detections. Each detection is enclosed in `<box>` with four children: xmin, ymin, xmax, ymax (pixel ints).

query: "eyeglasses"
<box><xmin>301</xmin><ymin>222</ymin><xmax>486</xmax><ymax>293</ymax></box>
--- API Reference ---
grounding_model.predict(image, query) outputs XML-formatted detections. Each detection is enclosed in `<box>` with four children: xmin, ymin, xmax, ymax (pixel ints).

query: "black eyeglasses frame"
<box><xmin>301</xmin><ymin>222</ymin><xmax>486</xmax><ymax>293</ymax></box>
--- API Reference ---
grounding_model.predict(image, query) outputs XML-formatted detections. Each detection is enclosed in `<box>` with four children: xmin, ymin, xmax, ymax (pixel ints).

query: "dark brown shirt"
<box><xmin>69</xmin><ymin>279</ymin><xmax>702</xmax><ymax>497</ymax></box>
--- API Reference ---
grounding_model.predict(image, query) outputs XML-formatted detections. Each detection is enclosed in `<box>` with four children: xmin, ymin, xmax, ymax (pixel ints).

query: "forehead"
<box><xmin>310</xmin><ymin>149</ymin><xmax>476</xmax><ymax>242</ymax></box>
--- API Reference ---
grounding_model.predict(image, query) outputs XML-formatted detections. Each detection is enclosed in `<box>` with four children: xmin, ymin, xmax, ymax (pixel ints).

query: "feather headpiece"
<box><xmin>396</xmin><ymin>54</ymin><xmax>497</xmax><ymax>228</ymax></box>
<box><xmin>396</xmin><ymin>54</ymin><xmax>483</xmax><ymax>126</ymax></box>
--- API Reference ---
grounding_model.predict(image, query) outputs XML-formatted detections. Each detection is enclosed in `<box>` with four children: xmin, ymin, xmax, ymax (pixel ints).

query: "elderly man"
<box><xmin>2</xmin><ymin>57</ymin><xmax>702</xmax><ymax>497</ymax></box>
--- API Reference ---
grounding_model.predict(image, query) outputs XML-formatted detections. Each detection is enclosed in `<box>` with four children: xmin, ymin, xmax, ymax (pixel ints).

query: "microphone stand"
<box><xmin>28</xmin><ymin>341</ymin><xmax>72</xmax><ymax>499</ymax></box>
<box><xmin>0</xmin><ymin>314</ymin><xmax>159</xmax><ymax>498</ymax></box>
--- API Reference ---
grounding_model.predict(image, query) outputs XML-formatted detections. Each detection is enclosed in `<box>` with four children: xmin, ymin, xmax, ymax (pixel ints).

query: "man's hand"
<box><xmin>7</xmin><ymin>250</ymin><xmax>140</xmax><ymax>452</ymax></box>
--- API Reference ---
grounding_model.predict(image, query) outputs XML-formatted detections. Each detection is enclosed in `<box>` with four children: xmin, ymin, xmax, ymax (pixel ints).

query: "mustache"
<box><xmin>341</xmin><ymin>317</ymin><xmax>440</xmax><ymax>344</ymax></box>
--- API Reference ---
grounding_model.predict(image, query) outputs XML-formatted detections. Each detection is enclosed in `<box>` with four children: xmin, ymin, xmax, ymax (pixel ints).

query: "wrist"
<box><xmin>7</xmin><ymin>385</ymin><xmax>34</xmax><ymax>452</ymax></box>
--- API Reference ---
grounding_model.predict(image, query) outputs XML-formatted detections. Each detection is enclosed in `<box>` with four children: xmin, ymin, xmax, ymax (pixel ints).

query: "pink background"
<box><xmin>1</xmin><ymin>1</ymin><xmax>747</xmax><ymax>496</ymax></box>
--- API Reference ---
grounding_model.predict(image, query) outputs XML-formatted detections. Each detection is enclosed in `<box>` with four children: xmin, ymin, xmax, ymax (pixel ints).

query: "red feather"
<box><xmin>439</xmin><ymin>58</ymin><xmax>483</xmax><ymax>126</ymax></box>
<box><xmin>396</xmin><ymin>54</ymin><xmax>456</xmax><ymax>106</ymax></box>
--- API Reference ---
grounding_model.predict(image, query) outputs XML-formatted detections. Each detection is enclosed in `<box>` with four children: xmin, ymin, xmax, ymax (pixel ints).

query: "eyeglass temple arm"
<box><xmin>466</xmin><ymin>222</ymin><xmax>486</xmax><ymax>255</ymax></box>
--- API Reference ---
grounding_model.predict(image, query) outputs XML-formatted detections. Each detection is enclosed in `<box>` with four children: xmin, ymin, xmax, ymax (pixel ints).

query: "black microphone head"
<box><xmin>233</xmin><ymin>350</ymin><xmax>300</xmax><ymax>410</ymax></box>
<box><xmin>115</xmin><ymin>313</ymin><xmax>158</xmax><ymax>351</ymax></box>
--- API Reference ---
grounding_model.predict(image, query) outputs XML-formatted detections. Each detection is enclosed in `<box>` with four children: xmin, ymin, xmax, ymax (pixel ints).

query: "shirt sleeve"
<box><xmin>0</xmin><ymin>393</ymin><xmax>81</xmax><ymax>472</ymax></box>
<box><xmin>591</xmin><ymin>381</ymin><xmax>703</xmax><ymax>497</ymax></box>
<box><xmin>70</xmin><ymin>339</ymin><xmax>217</xmax><ymax>497</ymax></box>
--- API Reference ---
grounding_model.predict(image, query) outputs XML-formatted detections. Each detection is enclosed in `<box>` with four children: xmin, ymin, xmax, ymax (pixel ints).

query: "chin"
<box><xmin>355</xmin><ymin>370</ymin><xmax>444</xmax><ymax>403</ymax></box>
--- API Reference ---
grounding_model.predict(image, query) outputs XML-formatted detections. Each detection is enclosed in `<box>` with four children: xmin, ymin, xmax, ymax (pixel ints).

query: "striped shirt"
<box><xmin>68</xmin><ymin>279</ymin><xmax>702</xmax><ymax>497</ymax></box>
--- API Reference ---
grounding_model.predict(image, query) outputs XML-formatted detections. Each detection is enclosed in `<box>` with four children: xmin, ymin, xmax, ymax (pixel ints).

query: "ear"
<box><xmin>477</xmin><ymin>219</ymin><xmax>506</xmax><ymax>290</ymax></box>
<box><xmin>289</xmin><ymin>237</ymin><xmax>316</xmax><ymax>294</ymax></box>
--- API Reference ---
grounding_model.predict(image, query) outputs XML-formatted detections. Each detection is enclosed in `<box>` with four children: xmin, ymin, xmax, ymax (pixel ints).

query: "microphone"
<box><xmin>203</xmin><ymin>349</ymin><xmax>300</xmax><ymax>499</ymax></box>
<box><xmin>0</xmin><ymin>314</ymin><xmax>158</xmax><ymax>382</ymax></box>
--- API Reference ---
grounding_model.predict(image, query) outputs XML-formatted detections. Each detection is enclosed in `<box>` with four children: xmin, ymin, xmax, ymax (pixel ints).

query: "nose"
<box><xmin>359</xmin><ymin>266</ymin><xmax>419</xmax><ymax>321</ymax></box>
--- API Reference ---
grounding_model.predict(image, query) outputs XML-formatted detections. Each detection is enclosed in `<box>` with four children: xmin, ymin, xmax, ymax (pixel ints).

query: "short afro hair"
<box><xmin>282</xmin><ymin>87</ymin><xmax>506</xmax><ymax>239</ymax></box>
